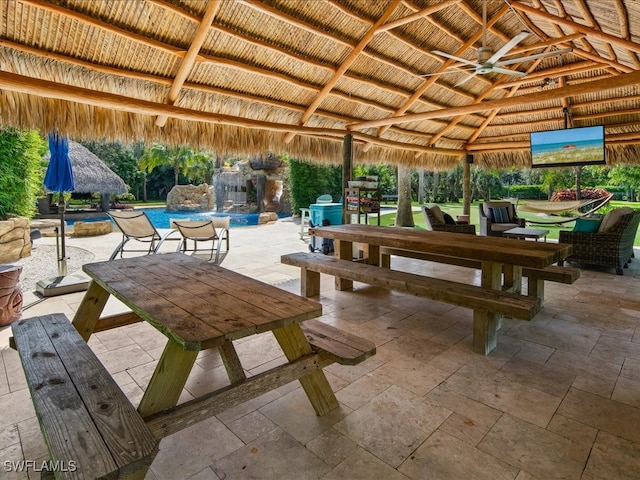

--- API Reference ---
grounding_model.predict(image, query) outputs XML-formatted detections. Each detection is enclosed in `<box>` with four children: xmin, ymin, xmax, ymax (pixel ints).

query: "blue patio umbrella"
<box><xmin>44</xmin><ymin>132</ymin><xmax>74</xmax><ymax>276</ymax></box>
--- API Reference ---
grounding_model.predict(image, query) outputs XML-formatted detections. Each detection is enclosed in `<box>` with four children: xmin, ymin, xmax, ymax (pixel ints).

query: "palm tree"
<box><xmin>395</xmin><ymin>165</ymin><xmax>414</xmax><ymax>227</ymax></box>
<box><xmin>139</xmin><ymin>144</ymin><xmax>201</xmax><ymax>186</ymax></box>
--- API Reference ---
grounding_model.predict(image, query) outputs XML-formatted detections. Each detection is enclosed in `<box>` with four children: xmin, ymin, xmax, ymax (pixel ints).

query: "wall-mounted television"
<box><xmin>530</xmin><ymin>125</ymin><xmax>606</xmax><ymax>168</ymax></box>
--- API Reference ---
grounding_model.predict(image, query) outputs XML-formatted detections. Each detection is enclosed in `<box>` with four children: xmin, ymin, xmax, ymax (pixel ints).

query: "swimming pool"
<box><xmin>66</xmin><ymin>208</ymin><xmax>290</xmax><ymax>229</ymax></box>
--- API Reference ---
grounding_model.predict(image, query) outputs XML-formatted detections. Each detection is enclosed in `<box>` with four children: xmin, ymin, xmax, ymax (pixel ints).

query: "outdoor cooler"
<box><xmin>309</xmin><ymin>202</ymin><xmax>343</xmax><ymax>227</ymax></box>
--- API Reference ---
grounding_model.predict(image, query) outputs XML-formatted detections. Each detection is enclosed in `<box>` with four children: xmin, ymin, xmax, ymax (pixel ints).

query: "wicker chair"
<box><xmin>422</xmin><ymin>205</ymin><xmax>476</xmax><ymax>234</ymax></box>
<box><xmin>479</xmin><ymin>201</ymin><xmax>525</xmax><ymax>236</ymax></box>
<box><xmin>558</xmin><ymin>209</ymin><xmax>640</xmax><ymax>275</ymax></box>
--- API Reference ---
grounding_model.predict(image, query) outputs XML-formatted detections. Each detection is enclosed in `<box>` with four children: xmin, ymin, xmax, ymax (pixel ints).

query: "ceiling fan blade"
<box><xmin>432</xmin><ymin>50</ymin><xmax>480</xmax><ymax>68</ymax></box>
<box><xmin>486</xmin><ymin>31</ymin><xmax>530</xmax><ymax>64</ymax></box>
<box><xmin>419</xmin><ymin>68</ymin><xmax>475</xmax><ymax>78</ymax></box>
<box><xmin>454</xmin><ymin>71</ymin><xmax>478</xmax><ymax>87</ymax></box>
<box><xmin>494</xmin><ymin>48</ymin><xmax>573</xmax><ymax>67</ymax></box>
<box><xmin>490</xmin><ymin>66</ymin><xmax>527</xmax><ymax>77</ymax></box>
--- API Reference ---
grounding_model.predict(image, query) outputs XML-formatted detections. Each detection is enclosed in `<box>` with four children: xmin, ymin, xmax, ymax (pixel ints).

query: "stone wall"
<box><xmin>166</xmin><ymin>184</ymin><xmax>215</xmax><ymax>212</ymax></box>
<box><xmin>0</xmin><ymin>217</ymin><xmax>31</xmax><ymax>263</ymax></box>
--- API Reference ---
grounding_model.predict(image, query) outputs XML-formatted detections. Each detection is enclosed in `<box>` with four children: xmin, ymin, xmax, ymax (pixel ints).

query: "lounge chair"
<box><xmin>173</xmin><ymin>217</ymin><xmax>230</xmax><ymax>265</ymax></box>
<box><xmin>422</xmin><ymin>205</ymin><xmax>475</xmax><ymax>234</ymax></box>
<box><xmin>108</xmin><ymin>210</ymin><xmax>175</xmax><ymax>260</ymax></box>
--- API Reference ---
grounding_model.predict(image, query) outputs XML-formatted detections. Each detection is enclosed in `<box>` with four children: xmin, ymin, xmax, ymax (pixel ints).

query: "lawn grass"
<box><xmin>376</xmin><ymin>200</ymin><xmax>640</xmax><ymax>245</ymax></box>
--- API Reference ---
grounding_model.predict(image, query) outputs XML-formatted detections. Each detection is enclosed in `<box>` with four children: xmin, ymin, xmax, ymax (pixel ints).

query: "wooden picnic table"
<box><xmin>308</xmin><ymin>224</ymin><xmax>573</xmax><ymax>353</ymax></box>
<box><xmin>71</xmin><ymin>252</ymin><xmax>344</xmax><ymax>438</ymax></box>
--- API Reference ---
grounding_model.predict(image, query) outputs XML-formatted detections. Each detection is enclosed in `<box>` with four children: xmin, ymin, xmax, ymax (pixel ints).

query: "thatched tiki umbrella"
<box><xmin>43</xmin><ymin>141</ymin><xmax>128</xmax><ymax>211</ymax></box>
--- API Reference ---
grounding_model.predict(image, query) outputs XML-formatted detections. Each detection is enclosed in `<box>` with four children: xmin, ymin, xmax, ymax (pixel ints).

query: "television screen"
<box><xmin>530</xmin><ymin>125</ymin><xmax>606</xmax><ymax>168</ymax></box>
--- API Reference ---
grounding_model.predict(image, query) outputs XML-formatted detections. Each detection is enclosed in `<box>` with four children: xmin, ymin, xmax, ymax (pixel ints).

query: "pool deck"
<box><xmin>2</xmin><ymin>217</ymin><xmax>640</xmax><ymax>480</ymax></box>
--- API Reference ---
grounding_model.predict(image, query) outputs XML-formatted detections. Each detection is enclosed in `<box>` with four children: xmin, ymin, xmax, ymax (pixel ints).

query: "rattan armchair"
<box><xmin>558</xmin><ymin>209</ymin><xmax>640</xmax><ymax>275</ymax></box>
<box><xmin>422</xmin><ymin>205</ymin><xmax>476</xmax><ymax>234</ymax></box>
<box><xmin>479</xmin><ymin>201</ymin><xmax>525</xmax><ymax>236</ymax></box>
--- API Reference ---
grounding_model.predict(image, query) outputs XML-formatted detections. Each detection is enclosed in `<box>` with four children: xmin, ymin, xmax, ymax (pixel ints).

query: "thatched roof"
<box><xmin>43</xmin><ymin>141</ymin><xmax>128</xmax><ymax>195</ymax></box>
<box><xmin>2</xmin><ymin>0</ymin><xmax>640</xmax><ymax>170</ymax></box>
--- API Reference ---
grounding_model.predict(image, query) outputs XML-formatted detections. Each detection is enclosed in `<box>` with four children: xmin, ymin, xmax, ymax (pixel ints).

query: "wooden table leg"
<box><xmin>335</xmin><ymin>239</ymin><xmax>353</xmax><ymax>291</ymax></box>
<box><xmin>363</xmin><ymin>244</ymin><xmax>380</xmax><ymax>266</ymax></box>
<box><xmin>72</xmin><ymin>281</ymin><xmax>110</xmax><ymax>341</ymax></box>
<box><xmin>502</xmin><ymin>264</ymin><xmax>523</xmax><ymax>294</ymax></box>
<box><xmin>138</xmin><ymin>340</ymin><xmax>198</xmax><ymax>417</ymax></box>
<box><xmin>272</xmin><ymin>323</ymin><xmax>339</xmax><ymax>416</ymax></box>
<box><xmin>473</xmin><ymin>261</ymin><xmax>503</xmax><ymax>355</ymax></box>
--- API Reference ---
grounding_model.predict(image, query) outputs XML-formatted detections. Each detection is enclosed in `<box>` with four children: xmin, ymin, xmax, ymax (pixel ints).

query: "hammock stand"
<box><xmin>519</xmin><ymin>193</ymin><xmax>613</xmax><ymax>225</ymax></box>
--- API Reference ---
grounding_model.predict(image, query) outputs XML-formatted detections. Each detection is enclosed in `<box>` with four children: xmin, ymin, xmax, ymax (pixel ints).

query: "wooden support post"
<box><xmin>463</xmin><ymin>156</ymin><xmax>471</xmax><ymax>216</ymax></box>
<box><xmin>342</xmin><ymin>134</ymin><xmax>353</xmax><ymax>225</ymax></box>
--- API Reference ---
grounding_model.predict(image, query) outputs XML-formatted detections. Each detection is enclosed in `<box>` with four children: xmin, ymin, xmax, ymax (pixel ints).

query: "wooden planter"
<box><xmin>0</xmin><ymin>265</ymin><xmax>23</xmax><ymax>326</ymax></box>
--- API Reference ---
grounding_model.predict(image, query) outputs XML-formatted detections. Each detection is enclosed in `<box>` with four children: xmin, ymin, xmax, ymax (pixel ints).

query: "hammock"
<box><xmin>520</xmin><ymin>193</ymin><xmax>613</xmax><ymax>225</ymax></box>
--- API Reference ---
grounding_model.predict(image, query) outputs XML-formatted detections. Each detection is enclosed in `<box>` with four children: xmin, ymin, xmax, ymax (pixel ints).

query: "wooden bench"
<box><xmin>381</xmin><ymin>194</ymin><xmax>398</xmax><ymax>203</ymax></box>
<box><xmin>379</xmin><ymin>247</ymin><xmax>580</xmax><ymax>305</ymax></box>
<box><xmin>281</xmin><ymin>252</ymin><xmax>540</xmax><ymax>321</ymax></box>
<box><xmin>11</xmin><ymin>313</ymin><xmax>158</xmax><ymax>479</ymax></box>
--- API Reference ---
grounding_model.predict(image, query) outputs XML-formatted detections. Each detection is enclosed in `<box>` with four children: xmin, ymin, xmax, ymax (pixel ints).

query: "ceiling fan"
<box><xmin>429</xmin><ymin>0</ymin><xmax>572</xmax><ymax>86</ymax></box>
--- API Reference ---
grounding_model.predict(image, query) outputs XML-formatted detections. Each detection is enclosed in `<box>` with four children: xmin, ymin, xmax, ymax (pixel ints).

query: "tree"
<box><xmin>609</xmin><ymin>166</ymin><xmax>640</xmax><ymax>201</ymax></box>
<box><xmin>395</xmin><ymin>165</ymin><xmax>414</xmax><ymax>227</ymax></box>
<box><xmin>139</xmin><ymin>144</ymin><xmax>202</xmax><ymax>186</ymax></box>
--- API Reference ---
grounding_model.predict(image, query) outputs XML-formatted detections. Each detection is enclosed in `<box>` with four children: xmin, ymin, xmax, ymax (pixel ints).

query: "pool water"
<box><xmin>66</xmin><ymin>208</ymin><xmax>289</xmax><ymax>229</ymax></box>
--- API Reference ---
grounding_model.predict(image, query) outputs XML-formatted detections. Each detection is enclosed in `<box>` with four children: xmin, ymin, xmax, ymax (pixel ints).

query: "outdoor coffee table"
<box><xmin>503</xmin><ymin>227</ymin><xmax>550</xmax><ymax>241</ymax></box>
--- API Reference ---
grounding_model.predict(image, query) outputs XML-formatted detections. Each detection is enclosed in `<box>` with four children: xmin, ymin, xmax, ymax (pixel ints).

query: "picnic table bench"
<box><xmin>11</xmin><ymin>313</ymin><xmax>158</xmax><ymax>479</ymax></box>
<box><xmin>302</xmin><ymin>224</ymin><xmax>573</xmax><ymax>354</ymax></box>
<box><xmin>379</xmin><ymin>247</ymin><xmax>580</xmax><ymax>305</ymax></box>
<box><xmin>281</xmin><ymin>253</ymin><xmax>541</xmax><ymax>354</ymax></box>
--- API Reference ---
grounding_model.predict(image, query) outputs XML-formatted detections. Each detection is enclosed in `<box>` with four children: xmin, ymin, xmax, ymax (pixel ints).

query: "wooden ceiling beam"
<box><xmin>156</xmin><ymin>0</ymin><xmax>222</xmax><ymax>128</ymax></box>
<box><xmin>1</xmin><ymin>38</ymin><xmax>479</xmax><ymax>140</ymax></box>
<box><xmin>349</xmin><ymin>69</ymin><xmax>640</xmax><ymax>130</ymax></box>
<box><xmin>374</xmin><ymin>4</ymin><xmax>513</xmax><ymax>140</ymax></box>
<box><xmin>614</xmin><ymin>0</ymin><xmax>640</xmax><ymax>68</ymax></box>
<box><xmin>0</xmin><ymin>70</ymin><xmax>465</xmax><ymax>156</ymax></box>
<box><xmin>20</xmin><ymin>0</ymin><xmax>191</xmax><ymax>57</ymax></box>
<box><xmin>377</xmin><ymin>0</ymin><xmax>461</xmax><ymax>32</ymax></box>
<box><xmin>512</xmin><ymin>1</ymin><xmax>640</xmax><ymax>54</ymax></box>
<box><xmin>282</xmin><ymin>0</ymin><xmax>402</xmax><ymax>144</ymax></box>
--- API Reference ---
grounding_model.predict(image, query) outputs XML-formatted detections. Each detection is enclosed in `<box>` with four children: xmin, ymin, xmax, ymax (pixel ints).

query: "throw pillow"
<box><xmin>598</xmin><ymin>207</ymin><xmax>633</xmax><ymax>232</ymax></box>
<box><xmin>428</xmin><ymin>205</ymin><xmax>445</xmax><ymax>224</ymax></box>
<box><xmin>443</xmin><ymin>213</ymin><xmax>456</xmax><ymax>225</ymax></box>
<box><xmin>489</xmin><ymin>207</ymin><xmax>510</xmax><ymax>223</ymax></box>
<box><xmin>573</xmin><ymin>217</ymin><xmax>602</xmax><ymax>233</ymax></box>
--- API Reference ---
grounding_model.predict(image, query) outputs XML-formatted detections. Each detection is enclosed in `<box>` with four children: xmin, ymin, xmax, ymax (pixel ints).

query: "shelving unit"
<box><xmin>345</xmin><ymin>187</ymin><xmax>380</xmax><ymax>225</ymax></box>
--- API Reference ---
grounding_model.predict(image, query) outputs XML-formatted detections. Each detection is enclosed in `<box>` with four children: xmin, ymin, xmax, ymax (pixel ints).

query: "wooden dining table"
<box><xmin>71</xmin><ymin>252</ymin><xmax>341</xmax><ymax>439</ymax></box>
<box><xmin>309</xmin><ymin>224</ymin><xmax>573</xmax><ymax>352</ymax></box>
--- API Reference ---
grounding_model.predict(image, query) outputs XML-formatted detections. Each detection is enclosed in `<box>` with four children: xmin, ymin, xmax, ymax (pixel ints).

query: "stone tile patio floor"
<box><xmin>1</xmin><ymin>216</ymin><xmax>640</xmax><ymax>479</ymax></box>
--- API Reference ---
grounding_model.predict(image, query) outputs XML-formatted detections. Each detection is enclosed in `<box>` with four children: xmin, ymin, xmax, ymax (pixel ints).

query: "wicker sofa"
<box><xmin>422</xmin><ymin>205</ymin><xmax>476</xmax><ymax>234</ymax></box>
<box><xmin>479</xmin><ymin>201</ymin><xmax>526</xmax><ymax>236</ymax></box>
<box><xmin>558</xmin><ymin>208</ymin><xmax>640</xmax><ymax>275</ymax></box>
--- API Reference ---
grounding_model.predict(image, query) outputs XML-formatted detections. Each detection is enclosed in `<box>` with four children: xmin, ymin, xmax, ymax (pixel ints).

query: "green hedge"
<box><xmin>288</xmin><ymin>159</ymin><xmax>342</xmax><ymax>213</ymax></box>
<box><xmin>0</xmin><ymin>128</ymin><xmax>46</xmax><ymax>220</ymax></box>
<box><xmin>504</xmin><ymin>184</ymin><xmax>546</xmax><ymax>199</ymax></box>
